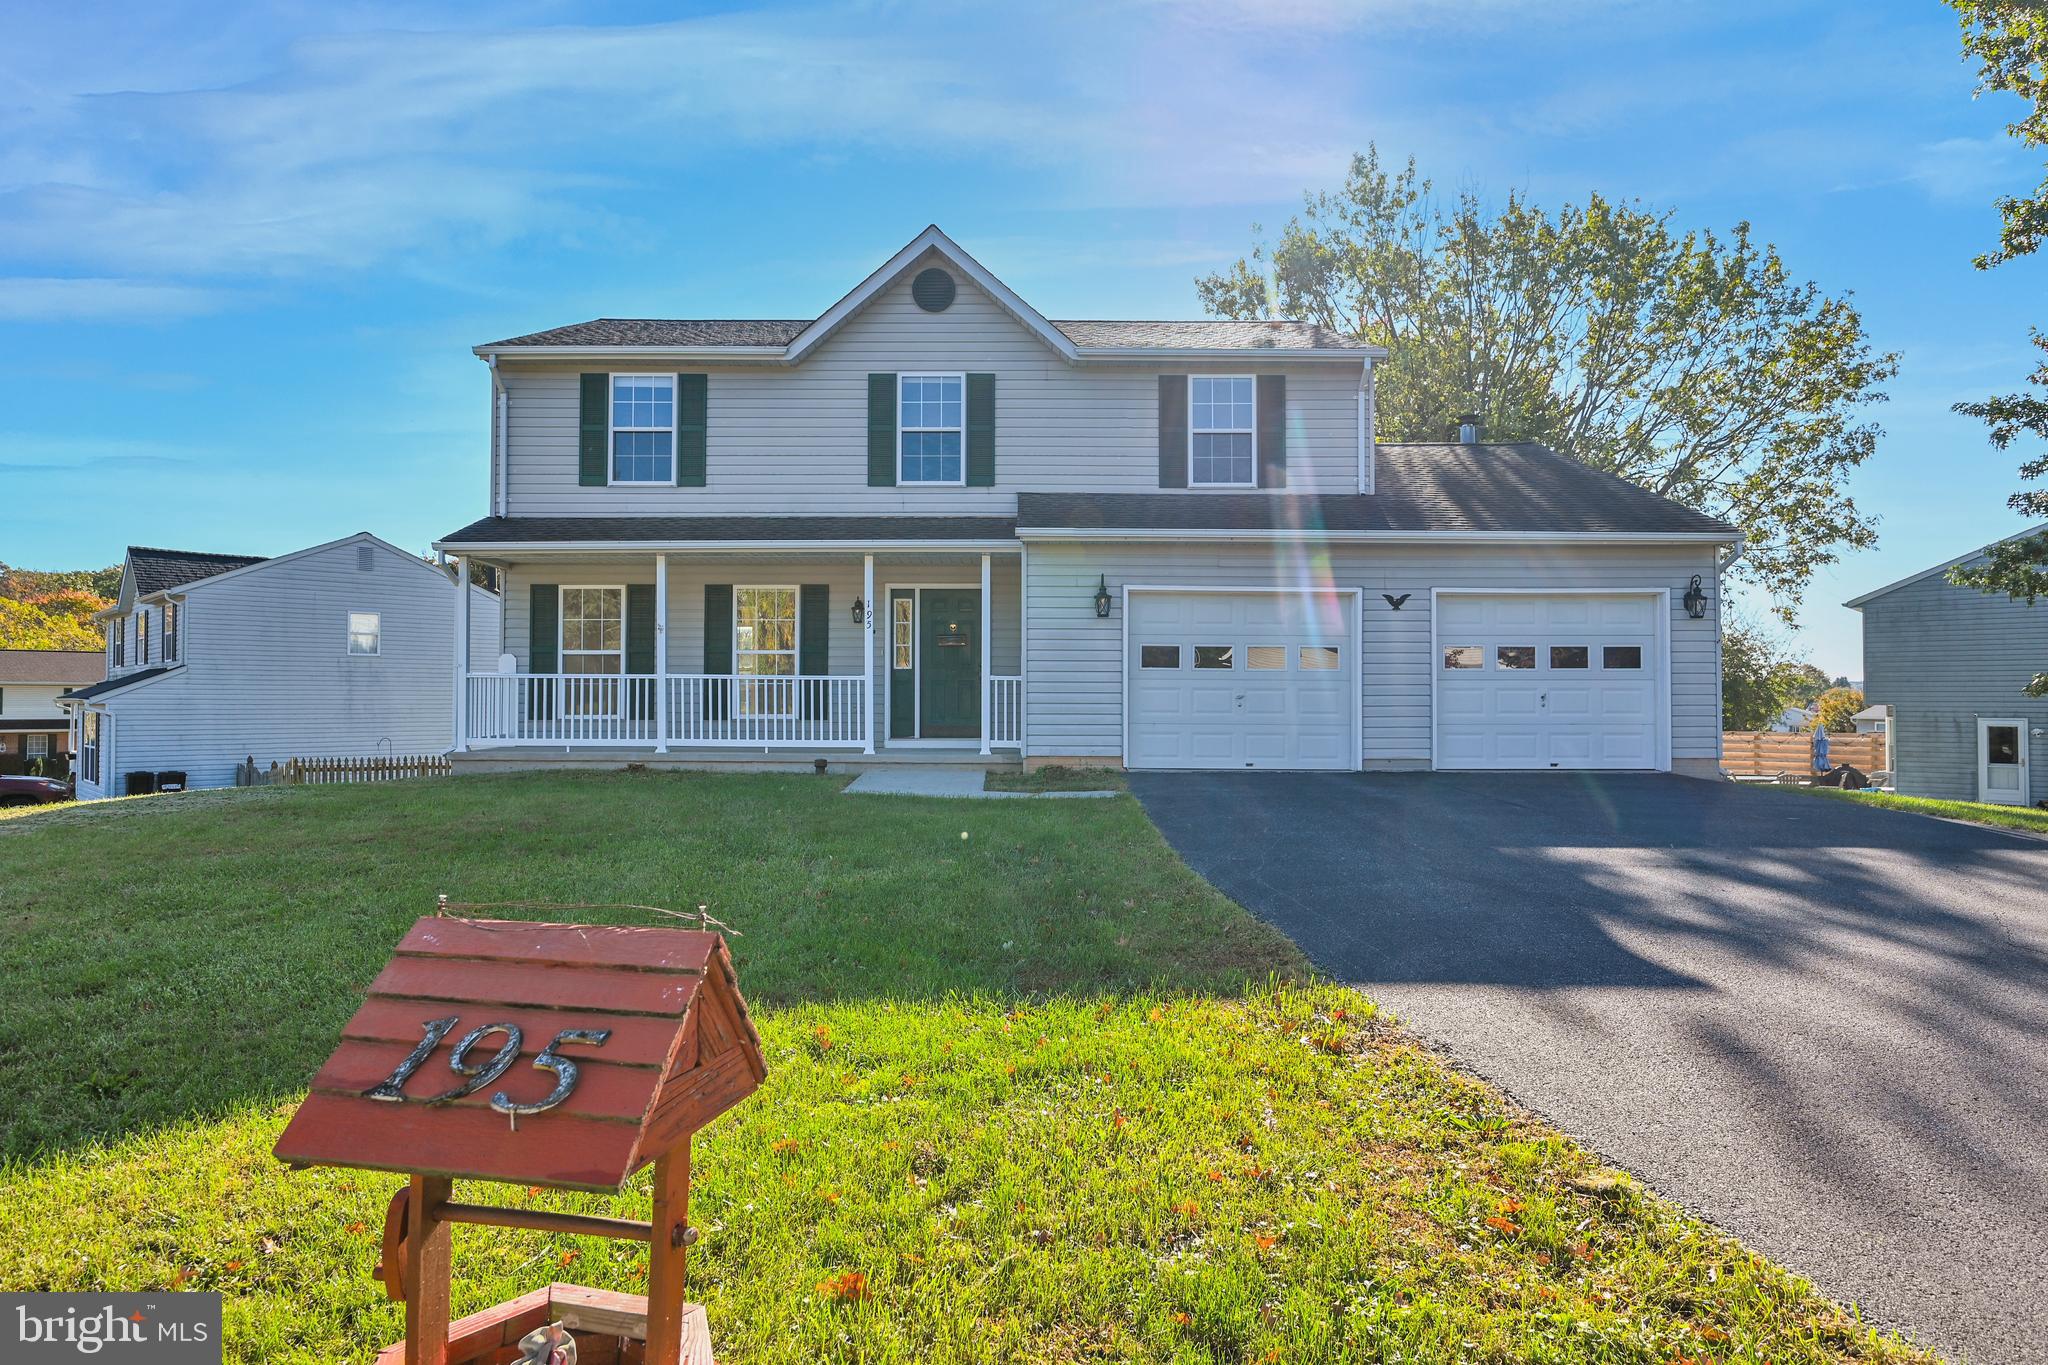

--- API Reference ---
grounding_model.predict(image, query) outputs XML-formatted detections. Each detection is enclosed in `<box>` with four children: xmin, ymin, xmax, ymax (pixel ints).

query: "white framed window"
<box><xmin>899</xmin><ymin>373</ymin><xmax>964</xmax><ymax>484</ymax></box>
<box><xmin>81</xmin><ymin>711</ymin><xmax>100</xmax><ymax>784</ymax></box>
<box><xmin>559</xmin><ymin>588</ymin><xmax>623</xmax><ymax>675</ymax></box>
<box><xmin>1190</xmin><ymin>375</ymin><xmax>1255</xmax><ymax>487</ymax></box>
<box><xmin>735</xmin><ymin>586</ymin><xmax>799</xmax><ymax>717</ymax></box>
<box><xmin>347</xmin><ymin>612</ymin><xmax>382</xmax><ymax>656</ymax></box>
<box><xmin>112</xmin><ymin>618</ymin><xmax>125</xmax><ymax>667</ymax></box>
<box><xmin>138</xmin><ymin>610</ymin><xmax>150</xmax><ymax>665</ymax></box>
<box><xmin>892</xmin><ymin>596</ymin><xmax>913</xmax><ymax>670</ymax></box>
<box><xmin>164</xmin><ymin>602</ymin><xmax>179</xmax><ymax>662</ymax></box>
<box><xmin>611</xmin><ymin>374</ymin><xmax>675</xmax><ymax>484</ymax></box>
<box><xmin>26</xmin><ymin>733</ymin><xmax>49</xmax><ymax>759</ymax></box>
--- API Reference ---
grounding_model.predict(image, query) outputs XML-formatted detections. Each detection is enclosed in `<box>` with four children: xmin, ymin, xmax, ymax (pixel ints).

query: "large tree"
<box><xmin>1942</xmin><ymin>2</ymin><xmax>2048</xmax><ymax>696</ymax></box>
<box><xmin>1197</xmin><ymin>148</ymin><xmax>1898</xmax><ymax>618</ymax></box>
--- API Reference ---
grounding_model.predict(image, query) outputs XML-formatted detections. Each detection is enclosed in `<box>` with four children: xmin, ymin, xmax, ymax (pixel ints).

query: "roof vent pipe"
<box><xmin>1457</xmin><ymin>413</ymin><xmax>1481</xmax><ymax>444</ymax></box>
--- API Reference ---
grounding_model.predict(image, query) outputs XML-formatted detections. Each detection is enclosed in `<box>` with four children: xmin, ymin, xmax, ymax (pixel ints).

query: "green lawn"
<box><xmin>0</xmin><ymin>774</ymin><xmax>1932</xmax><ymax>1363</ymax></box>
<box><xmin>1748</xmin><ymin>781</ymin><xmax>2048</xmax><ymax>835</ymax></box>
<box><xmin>983</xmin><ymin>765</ymin><xmax>1128</xmax><ymax>793</ymax></box>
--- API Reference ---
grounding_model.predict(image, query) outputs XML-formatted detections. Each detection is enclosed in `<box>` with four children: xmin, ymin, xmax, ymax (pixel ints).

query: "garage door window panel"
<box><xmin>1194</xmin><ymin>646</ymin><xmax>1235</xmax><ymax>669</ymax></box>
<box><xmin>1301</xmin><ymin>646</ymin><xmax>1339</xmax><ymax>670</ymax></box>
<box><xmin>1443</xmin><ymin>646</ymin><xmax>1483</xmax><ymax>669</ymax></box>
<box><xmin>1247</xmin><ymin>646</ymin><xmax>1287</xmax><ymax>670</ymax></box>
<box><xmin>1497</xmin><ymin>646</ymin><xmax>1536</xmax><ymax>670</ymax></box>
<box><xmin>1603</xmin><ymin>646</ymin><xmax>1643</xmax><ymax>669</ymax></box>
<box><xmin>1140</xmin><ymin>645</ymin><xmax>1181</xmax><ymax>669</ymax></box>
<box><xmin>1550</xmin><ymin>646</ymin><xmax>1589</xmax><ymax>669</ymax></box>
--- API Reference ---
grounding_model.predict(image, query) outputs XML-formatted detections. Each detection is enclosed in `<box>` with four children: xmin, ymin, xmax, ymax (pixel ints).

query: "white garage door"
<box><xmin>1435</xmin><ymin>593</ymin><xmax>1663</xmax><ymax>770</ymax></box>
<box><xmin>1127</xmin><ymin>591</ymin><xmax>1355</xmax><ymax>770</ymax></box>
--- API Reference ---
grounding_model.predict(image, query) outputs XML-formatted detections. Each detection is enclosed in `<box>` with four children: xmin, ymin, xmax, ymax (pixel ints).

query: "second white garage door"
<box><xmin>1435</xmin><ymin>592</ymin><xmax>1663</xmax><ymax>770</ymax></box>
<box><xmin>1126</xmin><ymin>591</ymin><xmax>1356</xmax><ymax>770</ymax></box>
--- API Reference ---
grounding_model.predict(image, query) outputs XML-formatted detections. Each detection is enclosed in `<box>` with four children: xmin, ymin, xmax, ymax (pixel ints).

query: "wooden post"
<box><xmin>643</xmin><ymin>1147</ymin><xmax>692</xmax><ymax>1365</ymax></box>
<box><xmin>404</xmin><ymin>1175</ymin><xmax>453</xmax><ymax>1365</ymax></box>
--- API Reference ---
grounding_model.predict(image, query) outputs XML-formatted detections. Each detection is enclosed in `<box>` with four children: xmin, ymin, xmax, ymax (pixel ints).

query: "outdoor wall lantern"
<box><xmin>850</xmin><ymin>595</ymin><xmax>866</xmax><ymax>625</ymax></box>
<box><xmin>1683</xmin><ymin>575</ymin><xmax>1708</xmax><ymax>619</ymax></box>
<box><xmin>1093</xmin><ymin>575</ymin><xmax>1113</xmax><ymax>618</ymax></box>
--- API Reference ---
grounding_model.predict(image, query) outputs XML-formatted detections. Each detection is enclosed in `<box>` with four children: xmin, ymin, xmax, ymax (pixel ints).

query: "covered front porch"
<box><xmin>449</xmin><ymin>544</ymin><xmax>1023</xmax><ymax>759</ymax></box>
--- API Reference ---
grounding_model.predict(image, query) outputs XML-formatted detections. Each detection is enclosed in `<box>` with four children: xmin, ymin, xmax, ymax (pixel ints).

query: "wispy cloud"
<box><xmin>0</xmin><ymin>277</ymin><xmax>229</xmax><ymax>321</ymax></box>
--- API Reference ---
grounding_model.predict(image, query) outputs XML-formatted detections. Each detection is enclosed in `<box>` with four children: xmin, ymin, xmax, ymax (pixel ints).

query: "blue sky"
<box><xmin>3</xmin><ymin>0</ymin><xmax>2041</xmax><ymax>677</ymax></box>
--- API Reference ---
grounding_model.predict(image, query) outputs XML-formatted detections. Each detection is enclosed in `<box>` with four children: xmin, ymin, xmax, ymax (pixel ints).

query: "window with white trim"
<box><xmin>112</xmin><ymin>618</ymin><xmax>125</xmax><ymax>668</ymax></box>
<box><xmin>735</xmin><ymin>587</ymin><xmax>798</xmax><ymax>717</ymax></box>
<box><xmin>892</xmin><ymin>596</ymin><xmax>913</xmax><ymax>670</ymax></box>
<box><xmin>899</xmin><ymin>374</ymin><xmax>964</xmax><ymax>483</ymax></box>
<box><xmin>26</xmin><ymin>733</ymin><xmax>49</xmax><ymax>759</ymax></box>
<box><xmin>559</xmin><ymin>588</ymin><xmax>623</xmax><ymax>675</ymax></box>
<box><xmin>81</xmin><ymin>711</ymin><xmax>100</xmax><ymax>784</ymax></box>
<box><xmin>164</xmin><ymin>602</ymin><xmax>179</xmax><ymax>662</ymax></box>
<box><xmin>138</xmin><ymin>610</ymin><xmax>150</xmax><ymax>665</ymax></box>
<box><xmin>347</xmin><ymin>612</ymin><xmax>381</xmax><ymax>655</ymax></box>
<box><xmin>611</xmin><ymin>374</ymin><xmax>675</xmax><ymax>484</ymax></box>
<box><xmin>1190</xmin><ymin>375</ymin><xmax>1255</xmax><ymax>486</ymax></box>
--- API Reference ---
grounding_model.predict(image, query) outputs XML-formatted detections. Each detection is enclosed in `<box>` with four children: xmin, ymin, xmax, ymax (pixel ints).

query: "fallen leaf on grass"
<box><xmin>818</xmin><ymin>1271</ymin><xmax>870</xmax><ymax>1302</ymax></box>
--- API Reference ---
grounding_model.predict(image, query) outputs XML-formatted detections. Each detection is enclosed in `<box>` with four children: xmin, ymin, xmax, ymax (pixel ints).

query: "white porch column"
<box><xmin>655</xmin><ymin>553</ymin><xmax>669</xmax><ymax>753</ymax></box>
<box><xmin>863</xmin><ymin>554</ymin><xmax>876</xmax><ymax>754</ymax></box>
<box><xmin>452</xmin><ymin>556</ymin><xmax>469</xmax><ymax>752</ymax></box>
<box><xmin>979</xmin><ymin>552</ymin><xmax>992</xmax><ymax>756</ymax></box>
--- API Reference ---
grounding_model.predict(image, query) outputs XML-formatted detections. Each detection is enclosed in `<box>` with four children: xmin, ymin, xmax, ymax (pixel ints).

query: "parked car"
<box><xmin>0</xmin><ymin>772</ymin><xmax>73</xmax><ymax>806</ymax></box>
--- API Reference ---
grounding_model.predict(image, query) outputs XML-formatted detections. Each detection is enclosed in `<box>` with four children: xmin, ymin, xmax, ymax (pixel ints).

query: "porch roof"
<box><xmin>436</xmin><ymin>514</ymin><xmax>1018</xmax><ymax>552</ymax></box>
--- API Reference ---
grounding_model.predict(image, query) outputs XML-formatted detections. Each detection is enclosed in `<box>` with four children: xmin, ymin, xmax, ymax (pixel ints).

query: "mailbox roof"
<box><xmin>274</xmin><ymin>917</ymin><xmax>765</xmax><ymax>1192</ymax></box>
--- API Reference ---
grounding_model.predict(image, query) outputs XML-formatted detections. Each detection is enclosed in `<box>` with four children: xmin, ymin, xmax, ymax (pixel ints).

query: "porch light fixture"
<box><xmin>1683</xmin><ymin>575</ymin><xmax>1708</xmax><ymax>619</ymax></box>
<box><xmin>1093</xmin><ymin>575</ymin><xmax>1113</xmax><ymax>618</ymax></box>
<box><xmin>851</xmin><ymin>596</ymin><xmax>866</xmax><ymax>625</ymax></box>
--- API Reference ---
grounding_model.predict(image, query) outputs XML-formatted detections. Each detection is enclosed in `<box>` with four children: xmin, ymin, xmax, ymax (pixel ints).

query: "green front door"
<box><xmin>918</xmin><ymin>589</ymin><xmax>981</xmax><ymax>739</ymax></box>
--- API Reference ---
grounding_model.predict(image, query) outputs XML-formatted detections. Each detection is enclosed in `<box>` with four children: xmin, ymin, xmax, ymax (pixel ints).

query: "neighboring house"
<box><xmin>436</xmin><ymin>226</ymin><xmax>1738</xmax><ymax>775</ymax></box>
<box><xmin>61</xmin><ymin>534</ymin><xmax>502</xmax><ymax>798</ymax></box>
<box><xmin>1851</xmin><ymin>703</ymin><xmax>1888</xmax><ymax>736</ymax></box>
<box><xmin>1769</xmin><ymin>704</ymin><xmax>1814</xmax><ymax>733</ymax></box>
<box><xmin>1847</xmin><ymin>525</ymin><xmax>2048</xmax><ymax>805</ymax></box>
<box><xmin>0</xmin><ymin>649</ymin><xmax>104</xmax><ymax>774</ymax></box>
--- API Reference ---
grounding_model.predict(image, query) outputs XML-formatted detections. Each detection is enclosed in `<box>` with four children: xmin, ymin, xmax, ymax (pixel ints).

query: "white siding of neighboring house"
<box><xmin>495</xmin><ymin>250</ymin><xmax>1370</xmax><ymax>518</ymax></box>
<box><xmin>2</xmin><ymin>681</ymin><xmax>78</xmax><ymax>723</ymax></box>
<box><xmin>73</xmin><ymin>539</ymin><xmax>501</xmax><ymax>796</ymax></box>
<box><xmin>490</xmin><ymin>556</ymin><xmax>1022</xmax><ymax>746</ymax></box>
<box><xmin>1022</xmin><ymin>539</ymin><xmax>1725</xmax><ymax>773</ymax></box>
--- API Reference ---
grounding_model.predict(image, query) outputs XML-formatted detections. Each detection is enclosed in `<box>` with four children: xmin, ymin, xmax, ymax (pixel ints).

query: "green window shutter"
<box><xmin>529</xmin><ymin>585</ymin><xmax>559</xmax><ymax>672</ymax></box>
<box><xmin>868</xmin><ymin>373</ymin><xmax>897</xmax><ymax>486</ymax></box>
<box><xmin>799</xmin><ymin>583</ymin><xmax>830</xmax><ymax>719</ymax></box>
<box><xmin>528</xmin><ymin>584</ymin><xmax>559</xmax><ymax>721</ymax></box>
<box><xmin>965</xmin><ymin>373</ymin><xmax>996</xmax><ymax>487</ymax></box>
<box><xmin>1158</xmin><ymin>375</ymin><xmax>1189</xmax><ymax>488</ymax></box>
<box><xmin>626</xmin><ymin>584</ymin><xmax>656</xmax><ymax>673</ymax></box>
<box><xmin>675</xmin><ymin>373</ymin><xmax>707</xmax><ymax>487</ymax></box>
<box><xmin>579</xmin><ymin>373</ymin><xmax>609</xmax><ymax>486</ymax></box>
<box><xmin>702</xmin><ymin>584</ymin><xmax>733</xmax><ymax>720</ymax></box>
<box><xmin>1257</xmin><ymin>374</ymin><xmax>1287</xmax><ymax>488</ymax></box>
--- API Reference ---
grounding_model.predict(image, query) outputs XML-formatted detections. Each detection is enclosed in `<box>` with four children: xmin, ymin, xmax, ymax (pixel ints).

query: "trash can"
<box><xmin>124</xmin><ymin>771</ymin><xmax>157</xmax><ymax>796</ymax></box>
<box><xmin>155</xmin><ymin>770</ymin><xmax>187</xmax><ymax>793</ymax></box>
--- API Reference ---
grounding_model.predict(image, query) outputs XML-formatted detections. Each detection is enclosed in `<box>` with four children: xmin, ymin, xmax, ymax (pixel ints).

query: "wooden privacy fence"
<box><xmin>1722</xmin><ymin>731</ymin><xmax>1886</xmax><ymax>777</ymax></box>
<box><xmin>235</xmin><ymin>754</ymin><xmax>451</xmax><ymax>786</ymax></box>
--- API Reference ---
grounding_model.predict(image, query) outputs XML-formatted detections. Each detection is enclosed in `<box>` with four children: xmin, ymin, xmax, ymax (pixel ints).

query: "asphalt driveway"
<box><xmin>1131</xmin><ymin>771</ymin><xmax>2048</xmax><ymax>1364</ymax></box>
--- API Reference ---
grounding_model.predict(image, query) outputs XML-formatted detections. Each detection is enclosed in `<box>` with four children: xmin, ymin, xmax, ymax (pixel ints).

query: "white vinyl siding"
<box><xmin>497</xmin><ymin>256</ymin><xmax>1366</xmax><ymax>515</ymax></box>
<box><xmin>1023</xmin><ymin>540</ymin><xmax>1722</xmax><ymax>769</ymax></box>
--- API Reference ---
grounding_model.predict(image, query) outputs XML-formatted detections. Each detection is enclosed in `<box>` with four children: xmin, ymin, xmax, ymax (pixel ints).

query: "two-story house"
<box><xmin>1848</xmin><ymin>524</ymin><xmax>2048</xmax><ymax>804</ymax></box>
<box><xmin>62</xmin><ymin>534</ymin><xmax>501</xmax><ymax>797</ymax></box>
<box><xmin>437</xmin><ymin>227</ymin><xmax>1738</xmax><ymax>775</ymax></box>
<box><xmin>0</xmin><ymin>649</ymin><xmax>104</xmax><ymax>775</ymax></box>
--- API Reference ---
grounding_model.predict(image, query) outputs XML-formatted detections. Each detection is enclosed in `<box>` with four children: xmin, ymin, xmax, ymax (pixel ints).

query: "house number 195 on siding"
<box><xmin>362</xmin><ymin>1016</ymin><xmax>613</xmax><ymax>1116</ymax></box>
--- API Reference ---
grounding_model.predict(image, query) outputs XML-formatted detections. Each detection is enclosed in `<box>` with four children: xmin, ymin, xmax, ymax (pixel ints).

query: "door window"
<box><xmin>892</xmin><ymin>597</ymin><xmax>913</xmax><ymax>670</ymax></box>
<box><xmin>736</xmin><ymin>587</ymin><xmax>798</xmax><ymax>717</ymax></box>
<box><xmin>1987</xmin><ymin>724</ymin><xmax>2021</xmax><ymax>766</ymax></box>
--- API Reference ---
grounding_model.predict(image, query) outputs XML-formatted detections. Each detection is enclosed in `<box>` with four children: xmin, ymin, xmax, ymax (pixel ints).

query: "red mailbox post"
<box><xmin>274</xmin><ymin>917</ymin><xmax>766</xmax><ymax>1364</ymax></box>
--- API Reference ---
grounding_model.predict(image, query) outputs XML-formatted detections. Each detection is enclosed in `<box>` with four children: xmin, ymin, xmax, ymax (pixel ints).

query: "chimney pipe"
<box><xmin>1457</xmin><ymin>413</ymin><xmax>1481</xmax><ymax>444</ymax></box>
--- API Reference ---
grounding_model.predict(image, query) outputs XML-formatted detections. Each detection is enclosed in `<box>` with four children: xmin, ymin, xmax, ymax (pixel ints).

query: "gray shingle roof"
<box><xmin>128</xmin><ymin>546</ymin><xmax>266</xmax><ymax>596</ymax></box>
<box><xmin>1015</xmin><ymin>444</ymin><xmax>1738</xmax><ymax>537</ymax></box>
<box><xmin>63</xmin><ymin>666</ymin><xmax>173</xmax><ymax>701</ymax></box>
<box><xmin>481</xmin><ymin>318</ymin><xmax>1369</xmax><ymax>352</ymax></box>
<box><xmin>0</xmin><ymin>649</ymin><xmax>105</xmax><ymax>686</ymax></box>
<box><xmin>438</xmin><ymin>515</ymin><xmax>1018</xmax><ymax>546</ymax></box>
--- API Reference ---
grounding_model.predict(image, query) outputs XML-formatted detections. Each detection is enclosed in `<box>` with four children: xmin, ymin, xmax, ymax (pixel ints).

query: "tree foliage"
<box><xmin>1722</xmin><ymin>618</ymin><xmax>1792</xmax><ymax>730</ymax></box>
<box><xmin>1196</xmin><ymin>148</ymin><xmax>1897</xmax><ymax>617</ymax></box>
<box><xmin>0</xmin><ymin>560</ymin><xmax>116</xmax><ymax>650</ymax></box>
<box><xmin>1814</xmin><ymin>687</ymin><xmax>1867</xmax><ymax>735</ymax></box>
<box><xmin>0</xmin><ymin>598</ymin><xmax>103</xmax><ymax>651</ymax></box>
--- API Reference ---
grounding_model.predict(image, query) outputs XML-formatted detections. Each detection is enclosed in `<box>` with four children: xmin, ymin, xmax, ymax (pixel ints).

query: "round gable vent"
<box><xmin>912</xmin><ymin>267</ymin><xmax>957</xmax><ymax>313</ymax></box>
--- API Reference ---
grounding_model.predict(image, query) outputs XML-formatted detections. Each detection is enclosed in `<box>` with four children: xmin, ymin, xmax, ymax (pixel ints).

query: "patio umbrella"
<box><xmin>1812</xmin><ymin>725</ymin><xmax>1832</xmax><ymax>774</ymax></box>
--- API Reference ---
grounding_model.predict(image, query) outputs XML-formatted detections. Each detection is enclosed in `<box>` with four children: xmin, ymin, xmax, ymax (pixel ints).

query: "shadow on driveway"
<box><xmin>1131</xmin><ymin>770</ymin><xmax>2048</xmax><ymax>1364</ymax></box>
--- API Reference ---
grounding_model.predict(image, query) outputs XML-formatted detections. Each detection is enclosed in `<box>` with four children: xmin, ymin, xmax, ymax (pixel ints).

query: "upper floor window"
<box><xmin>899</xmin><ymin>374</ymin><xmax>963</xmax><ymax>484</ymax></box>
<box><xmin>112</xmin><ymin>618</ymin><xmax>125</xmax><ymax>667</ymax></box>
<box><xmin>611</xmin><ymin>375</ymin><xmax>675</xmax><ymax>484</ymax></box>
<box><xmin>164</xmin><ymin>602</ymin><xmax>180</xmax><ymax>663</ymax></box>
<box><xmin>347</xmin><ymin>611</ymin><xmax>382</xmax><ymax>656</ymax></box>
<box><xmin>1190</xmin><ymin>376</ymin><xmax>1255</xmax><ymax>487</ymax></box>
<box><xmin>138</xmin><ymin>610</ymin><xmax>151</xmax><ymax>665</ymax></box>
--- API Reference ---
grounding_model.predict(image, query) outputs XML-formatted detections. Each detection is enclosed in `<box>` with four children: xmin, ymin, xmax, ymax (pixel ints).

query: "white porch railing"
<box><xmin>464</xmin><ymin>673</ymin><xmax>872</xmax><ymax>748</ymax></box>
<box><xmin>987</xmin><ymin>676</ymin><xmax>1023</xmax><ymax>748</ymax></box>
